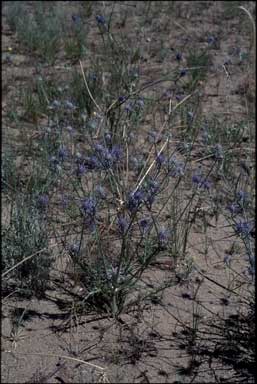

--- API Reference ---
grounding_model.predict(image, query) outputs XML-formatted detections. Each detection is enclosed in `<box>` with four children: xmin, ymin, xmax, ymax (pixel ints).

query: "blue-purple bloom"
<box><xmin>50</xmin><ymin>99</ymin><xmax>61</xmax><ymax>109</ymax></box>
<box><xmin>49</xmin><ymin>155</ymin><xmax>60</xmax><ymax>171</ymax></box>
<box><xmin>158</xmin><ymin>228</ymin><xmax>170</xmax><ymax>247</ymax></box>
<box><xmin>61</xmin><ymin>195</ymin><xmax>70</xmax><ymax>209</ymax></box>
<box><xmin>76</xmin><ymin>163</ymin><xmax>86</xmax><ymax>177</ymax></box>
<box><xmin>213</xmin><ymin>144</ymin><xmax>224</xmax><ymax>160</ymax></box>
<box><xmin>156</xmin><ymin>153</ymin><xmax>166</xmax><ymax>169</ymax></box>
<box><xmin>129</xmin><ymin>68</ymin><xmax>140</xmax><ymax>79</ymax></box>
<box><xmin>82</xmin><ymin>197</ymin><xmax>97</xmax><ymax>217</ymax></box>
<box><xmin>180</xmin><ymin>69</ymin><xmax>187</xmax><ymax>77</ymax></box>
<box><xmin>95</xmin><ymin>185</ymin><xmax>106</xmax><ymax>199</ymax></box>
<box><xmin>125</xmin><ymin>102</ymin><xmax>134</xmax><ymax>113</ymax></box>
<box><xmin>136</xmin><ymin>97</ymin><xmax>144</xmax><ymax>109</ymax></box>
<box><xmin>64</xmin><ymin>100</ymin><xmax>76</xmax><ymax>110</ymax></box>
<box><xmin>168</xmin><ymin>157</ymin><xmax>185</xmax><ymax>177</ymax></box>
<box><xmin>223</xmin><ymin>254</ymin><xmax>232</xmax><ymax>267</ymax></box>
<box><xmin>94</xmin><ymin>143</ymin><xmax>106</xmax><ymax>153</ymax></box>
<box><xmin>118</xmin><ymin>96</ymin><xmax>126</xmax><ymax>103</ymax></box>
<box><xmin>37</xmin><ymin>194</ymin><xmax>49</xmax><ymax>210</ymax></box>
<box><xmin>104</xmin><ymin>132</ymin><xmax>112</xmax><ymax>144</ymax></box>
<box><xmin>139</xmin><ymin>218</ymin><xmax>150</xmax><ymax>234</ymax></box>
<box><xmin>146</xmin><ymin>178</ymin><xmax>159</xmax><ymax>195</ymax></box>
<box><xmin>170</xmin><ymin>164</ymin><xmax>184</xmax><ymax>177</ymax></box>
<box><xmin>93</xmin><ymin>143</ymin><xmax>123</xmax><ymax>170</ymax></box>
<box><xmin>106</xmin><ymin>265</ymin><xmax>126</xmax><ymax>284</ymax></box>
<box><xmin>130</xmin><ymin>155</ymin><xmax>145</xmax><ymax>173</ymax></box>
<box><xmin>87</xmin><ymin>118</ymin><xmax>98</xmax><ymax>131</ymax></box>
<box><xmin>84</xmin><ymin>155</ymin><xmax>100</xmax><ymax>170</ymax></box>
<box><xmin>163</xmin><ymin>89</ymin><xmax>173</xmax><ymax>99</ymax></box>
<box><xmin>89</xmin><ymin>73</ymin><xmax>97</xmax><ymax>82</ymax></box>
<box><xmin>187</xmin><ymin>111</ymin><xmax>194</xmax><ymax>121</ymax></box>
<box><xmin>58</xmin><ymin>146</ymin><xmax>68</xmax><ymax>162</ymax></box>
<box><xmin>148</xmin><ymin>130</ymin><xmax>162</xmax><ymax>144</ymax></box>
<box><xmin>66</xmin><ymin>125</ymin><xmax>75</xmax><ymax>135</ymax></box>
<box><xmin>111</xmin><ymin>145</ymin><xmax>123</xmax><ymax>161</ymax></box>
<box><xmin>175</xmin><ymin>93</ymin><xmax>184</xmax><ymax>101</ymax></box>
<box><xmin>117</xmin><ymin>215</ymin><xmax>129</xmax><ymax>234</ymax></box>
<box><xmin>207</xmin><ymin>35</ymin><xmax>216</xmax><ymax>45</ymax></box>
<box><xmin>127</xmin><ymin>189</ymin><xmax>145</xmax><ymax>212</ymax></box>
<box><xmin>144</xmin><ymin>179</ymin><xmax>160</xmax><ymax>208</ymax></box>
<box><xmin>69</xmin><ymin>243</ymin><xmax>80</xmax><ymax>256</ymax></box>
<box><xmin>227</xmin><ymin>202</ymin><xmax>241</xmax><ymax>215</ymax></box>
<box><xmin>192</xmin><ymin>174</ymin><xmax>211</xmax><ymax>190</ymax></box>
<box><xmin>72</xmin><ymin>14</ymin><xmax>81</xmax><ymax>24</ymax></box>
<box><xmin>236</xmin><ymin>190</ymin><xmax>249</xmax><ymax>205</ymax></box>
<box><xmin>176</xmin><ymin>52</ymin><xmax>182</xmax><ymax>61</ymax></box>
<box><xmin>96</xmin><ymin>15</ymin><xmax>106</xmax><ymax>25</ymax></box>
<box><xmin>192</xmin><ymin>174</ymin><xmax>202</xmax><ymax>185</ymax></box>
<box><xmin>235</xmin><ymin>221</ymin><xmax>252</xmax><ymax>237</ymax></box>
<box><xmin>201</xmin><ymin>129</ymin><xmax>210</xmax><ymax>145</ymax></box>
<box><xmin>201</xmin><ymin>180</ymin><xmax>211</xmax><ymax>190</ymax></box>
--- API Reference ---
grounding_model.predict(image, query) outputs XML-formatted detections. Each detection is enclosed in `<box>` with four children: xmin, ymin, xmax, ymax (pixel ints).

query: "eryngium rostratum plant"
<box><xmin>43</xmin><ymin>79</ymin><xmax>219</xmax><ymax>317</ymax></box>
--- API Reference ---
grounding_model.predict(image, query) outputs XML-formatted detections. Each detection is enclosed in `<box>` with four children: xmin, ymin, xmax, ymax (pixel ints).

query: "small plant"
<box><xmin>1</xmin><ymin>150</ymin><xmax>18</xmax><ymax>193</ymax></box>
<box><xmin>2</xmin><ymin>195</ymin><xmax>52</xmax><ymax>298</ymax></box>
<box><xmin>64</xmin><ymin>14</ymin><xmax>88</xmax><ymax>60</ymax></box>
<box><xmin>21</xmin><ymin>86</ymin><xmax>41</xmax><ymax>122</ymax></box>
<box><xmin>186</xmin><ymin>50</ymin><xmax>210</xmax><ymax>91</ymax></box>
<box><xmin>5</xmin><ymin>1</ymin><xmax>66</xmax><ymax>64</ymax></box>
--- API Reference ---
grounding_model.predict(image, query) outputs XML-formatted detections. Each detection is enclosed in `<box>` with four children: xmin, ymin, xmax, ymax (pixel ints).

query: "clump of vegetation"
<box><xmin>2</xmin><ymin>194</ymin><xmax>52</xmax><ymax>298</ymax></box>
<box><xmin>2</xmin><ymin>1</ymin><xmax>255</xmax><ymax>383</ymax></box>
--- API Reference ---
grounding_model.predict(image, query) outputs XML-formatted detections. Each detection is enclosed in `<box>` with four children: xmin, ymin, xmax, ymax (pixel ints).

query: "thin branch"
<box><xmin>79</xmin><ymin>60</ymin><xmax>102</xmax><ymax>113</ymax></box>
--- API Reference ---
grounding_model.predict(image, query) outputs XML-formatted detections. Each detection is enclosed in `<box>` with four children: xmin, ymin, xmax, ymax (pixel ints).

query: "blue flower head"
<box><xmin>125</xmin><ymin>102</ymin><xmax>134</xmax><ymax>113</ymax></box>
<box><xmin>175</xmin><ymin>93</ymin><xmax>184</xmax><ymax>101</ymax></box>
<box><xmin>51</xmin><ymin>100</ymin><xmax>61</xmax><ymax>109</ymax></box>
<box><xmin>235</xmin><ymin>221</ymin><xmax>252</xmax><ymax>237</ymax></box>
<box><xmin>148</xmin><ymin>130</ymin><xmax>162</xmax><ymax>144</ymax></box>
<box><xmin>117</xmin><ymin>216</ymin><xmax>129</xmax><ymax>235</ymax></box>
<box><xmin>96</xmin><ymin>15</ymin><xmax>106</xmax><ymax>25</ymax></box>
<box><xmin>84</xmin><ymin>155</ymin><xmax>100</xmax><ymax>170</ymax></box>
<box><xmin>139</xmin><ymin>218</ymin><xmax>150</xmax><ymax>234</ymax></box>
<box><xmin>49</xmin><ymin>155</ymin><xmax>60</xmax><ymax>171</ymax></box>
<box><xmin>192</xmin><ymin>173</ymin><xmax>211</xmax><ymax>190</ymax></box>
<box><xmin>192</xmin><ymin>174</ymin><xmax>202</xmax><ymax>185</ymax></box>
<box><xmin>236</xmin><ymin>190</ymin><xmax>249</xmax><ymax>206</ymax></box>
<box><xmin>82</xmin><ymin>197</ymin><xmax>97</xmax><ymax>217</ymax></box>
<box><xmin>69</xmin><ymin>243</ymin><xmax>80</xmax><ymax>256</ymax></box>
<box><xmin>207</xmin><ymin>35</ymin><xmax>216</xmax><ymax>45</ymax></box>
<box><xmin>58</xmin><ymin>146</ymin><xmax>68</xmax><ymax>162</ymax></box>
<box><xmin>202</xmin><ymin>180</ymin><xmax>211</xmax><ymax>190</ymax></box>
<box><xmin>64</xmin><ymin>100</ymin><xmax>76</xmax><ymax>110</ymax></box>
<box><xmin>213</xmin><ymin>144</ymin><xmax>224</xmax><ymax>160</ymax></box>
<box><xmin>37</xmin><ymin>194</ymin><xmax>49</xmax><ymax>210</ymax></box>
<box><xmin>104</xmin><ymin>132</ymin><xmax>112</xmax><ymax>145</ymax></box>
<box><xmin>111</xmin><ymin>145</ymin><xmax>123</xmax><ymax>162</ymax></box>
<box><xmin>89</xmin><ymin>73</ymin><xmax>97</xmax><ymax>82</ymax></box>
<box><xmin>136</xmin><ymin>97</ymin><xmax>144</xmax><ymax>109</ymax></box>
<box><xmin>180</xmin><ymin>69</ymin><xmax>187</xmax><ymax>77</ymax></box>
<box><xmin>72</xmin><ymin>14</ymin><xmax>81</xmax><ymax>24</ymax></box>
<box><xmin>168</xmin><ymin>157</ymin><xmax>185</xmax><ymax>177</ymax></box>
<box><xmin>187</xmin><ymin>111</ymin><xmax>194</xmax><ymax>121</ymax></box>
<box><xmin>158</xmin><ymin>229</ymin><xmax>170</xmax><ymax>248</ymax></box>
<box><xmin>61</xmin><ymin>195</ymin><xmax>70</xmax><ymax>209</ymax></box>
<box><xmin>127</xmin><ymin>189</ymin><xmax>145</xmax><ymax>212</ymax></box>
<box><xmin>176</xmin><ymin>52</ymin><xmax>182</xmax><ymax>61</ymax></box>
<box><xmin>156</xmin><ymin>153</ymin><xmax>166</xmax><ymax>168</ymax></box>
<box><xmin>227</xmin><ymin>202</ymin><xmax>241</xmax><ymax>215</ymax></box>
<box><xmin>118</xmin><ymin>96</ymin><xmax>126</xmax><ymax>103</ymax></box>
<box><xmin>76</xmin><ymin>163</ymin><xmax>86</xmax><ymax>177</ymax></box>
